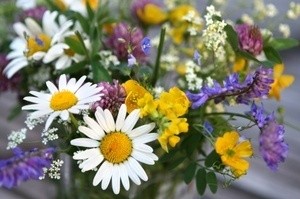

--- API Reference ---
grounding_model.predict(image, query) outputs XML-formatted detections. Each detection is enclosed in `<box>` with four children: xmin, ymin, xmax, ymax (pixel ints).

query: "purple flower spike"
<box><xmin>187</xmin><ymin>67</ymin><xmax>273</xmax><ymax>108</ymax></box>
<box><xmin>141</xmin><ymin>37</ymin><xmax>151</xmax><ymax>55</ymax></box>
<box><xmin>0</xmin><ymin>147</ymin><xmax>55</xmax><ymax>188</ymax></box>
<box><xmin>236</xmin><ymin>24</ymin><xmax>263</xmax><ymax>56</ymax></box>
<box><xmin>91</xmin><ymin>80</ymin><xmax>126</xmax><ymax>115</ymax></box>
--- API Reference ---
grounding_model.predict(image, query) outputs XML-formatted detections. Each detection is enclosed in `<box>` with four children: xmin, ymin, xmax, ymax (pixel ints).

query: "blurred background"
<box><xmin>0</xmin><ymin>0</ymin><xmax>300</xmax><ymax>198</ymax></box>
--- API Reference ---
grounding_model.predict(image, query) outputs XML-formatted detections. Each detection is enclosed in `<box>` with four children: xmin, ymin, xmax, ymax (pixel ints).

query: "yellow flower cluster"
<box><xmin>135</xmin><ymin>3</ymin><xmax>203</xmax><ymax>44</ymax></box>
<box><xmin>123</xmin><ymin>80</ymin><xmax>190</xmax><ymax>152</ymax></box>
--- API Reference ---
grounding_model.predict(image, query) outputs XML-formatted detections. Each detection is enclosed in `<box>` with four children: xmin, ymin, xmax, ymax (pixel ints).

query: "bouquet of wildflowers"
<box><xmin>0</xmin><ymin>0</ymin><xmax>299</xmax><ymax>198</ymax></box>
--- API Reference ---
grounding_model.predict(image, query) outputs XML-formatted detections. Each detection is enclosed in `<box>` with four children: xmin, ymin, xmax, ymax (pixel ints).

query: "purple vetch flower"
<box><xmin>0</xmin><ymin>54</ymin><xmax>21</xmax><ymax>93</ymax></box>
<box><xmin>141</xmin><ymin>37</ymin><xmax>151</xmax><ymax>55</ymax></box>
<box><xmin>0</xmin><ymin>147</ymin><xmax>55</xmax><ymax>188</ymax></box>
<box><xmin>186</xmin><ymin>67</ymin><xmax>273</xmax><ymax>109</ymax></box>
<box><xmin>91</xmin><ymin>80</ymin><xmax>126</xmax><ymax>115</ymax></box>
<box><xmin>250</xmin><ymin>103</ymin><xmax>288</xmax><ymax>170</ymax></box>
<box><xmin>260</xmin><ymin>120</ymin><xmax>288</xmax><ymax>171</ymax></box>
<box><xmin>106</xmin><ymin>23</ymin><xmax>147</xmax><ymax>63</ymax></box>
<box><xmin>193</xmin><ymin>50</ymin><xmax>201</xmax><ymax>65</ymax></box>
<box><xmin>18</xmin><ymin>6</ymin><xmax>47</xmax><ymax>22</ymax></box>
<box><xmin>128</xmin><ymin>54</ymin><xmax>137</xmax><ymax>67</ymax></box>
<box><xmin>236</xmin><ymin>24</ymin><xmax>263</xmax><ymax>56</ymax></box>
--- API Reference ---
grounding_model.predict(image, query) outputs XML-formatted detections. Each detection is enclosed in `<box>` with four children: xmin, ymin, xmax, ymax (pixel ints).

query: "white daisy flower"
<box><xmin>43</xmin><ymin>36</ymin><xmax>90</xmax><ymax>70</ymax></box>
<box><xmin>70</xmin><ymin>104</ymin><xmax>158</xmax><ymax>194</ymax></box>
<box><xmin>3</xmin><ymin>10</ymin><xmax>73</xmax><ymax>78</ymax></box>
<box><xmin>22</xmin><ymin>74</ymin><xmax>103</xmax><ymax>130</ymax></box>
<box><xmin>16</xmin><ymin>0</ymin><xmax>36</xmax><ymax>10</ymax></box>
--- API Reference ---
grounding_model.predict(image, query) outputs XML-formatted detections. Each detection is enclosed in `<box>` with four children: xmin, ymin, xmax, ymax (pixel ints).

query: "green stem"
<box><xmin>204</xmin><ymin>111</ymin><xmax>254</xmax><ymax>122</ymax></box>
<box><xmin>75</xmin><ymin>31</ymin><xmax>90</xmax><ymax>61</ymax></box>
<box><xmin>70</xmin><ymin>113</ymin><xmax>78</xmax><ymax>129</ymax></box>
<box><xmin>151</xmin><ymin>27</ymin><xmax>166</xmax><ymax>86</ymax></box>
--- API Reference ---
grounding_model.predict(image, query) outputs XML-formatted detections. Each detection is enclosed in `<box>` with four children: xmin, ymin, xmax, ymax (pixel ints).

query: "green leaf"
<box><xmin>263</xmin><ymin>46</ymin><xmax>282</xmax><ymax>64</ymax></box>
<box><xmin>205</xmin><ymin>150</ymin><xmax>221</xmax><ymax>168</ymax></box>
<box><xmin>72</xmin><ymin>12</ymin><xmax>90</xmax><ymax>34</ymax></box>
<box><xmin>91</xmin><ymin>60</ymin><xmax>112</xmax><ymax>82</ymax></box>
<box><xmin>65</xmin><ymin>36</ymin><xmax>86</xmax><ymax>55</ymax></box>
<box><xmin>159</xmin><ymin>148</ymin><xmax>180</xmax><ymax>163</ymax></box>
<box><xmin>196</xmin><ymin>169</ymin><xmax>207</xmax><ymax>196</ymax></box>
<box><xmin>184</xmin><ymin>163</ymin><xmax>197</xmax><ymax>184</ymax></box>
<box><xmin>224</xmin><ymin>24</ymin><xmax>239</xmax><ymax>51</ymax></box>
<box><xmin>59</xmin><ymin>60</ymin><xmax>88</xmax><ymax>75</ymax></box>
<box><xmin>168</xmin><ymin>156</ymin><xmax>186</xmax><ymax>170</ymax></box>
<box><xmin>269</xmin><ymin>38</ymin><xmax>299</xmax><ymax>51</ymax></box>
<box><xmin>206</xmin><ymin>172</ymin><xmax>218</xmax><ymax>193</ymax></box>
<box><xmin>182</xmin><ymin>132</ymin><xmax>202</xmax><ymax>155</ymax></box>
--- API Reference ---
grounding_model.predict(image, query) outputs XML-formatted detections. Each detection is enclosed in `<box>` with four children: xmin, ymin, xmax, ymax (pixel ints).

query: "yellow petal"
<box><xmin>222</xmin><ymin>156</ymin><xmax>249</xmax><ymax>172</ymax></box>
<box><xmin>278</xmin><ymin>75</ymin><xmax>295</xmax><ymax>88</ymax></box>
<box><xmin>215</xmin><ymin>131</ymin><xmax>239</xmax><ymax>155</ymax></box>
<box><xmin>273</xmin><ymin>63</ymin><xmax>284</xmax><ymax>79</ymax></box>
<box><xmin>234</xmin><ymin>140</ymin><xmax>253</xmax><ymax>158</ymax></box>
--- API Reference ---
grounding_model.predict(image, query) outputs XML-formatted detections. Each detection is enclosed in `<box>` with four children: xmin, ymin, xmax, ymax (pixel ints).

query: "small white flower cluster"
<box><xmin>253</xmin><ymin>0</ymin><xmax>278</xmax><ymax>19</ymax></box>
<box><xmin>185</xmin><ymin>60</ymin><xmax>203</xmax><ymax>90</ymax></box>
<box><xmin>99</xmin><ymin>50</ymin><xmax>120</xmax><ymax>68</ymax></box>
<box><xmin>182</xmin><ymin>10</ymin><xmax>203</xmax><ymax>36</ymax></box>
<box><xmin>202</xmin><ymin>5</ymin><xmax>227</xmax><ymax>61</ymax></box>
<box><xmin>31</xmin><ymin>67</ymin><xmax>51</xmax><ymax>87</ymax></box>
<box><xmin>287</xmin><ymin>2</ymin><xmax>300</xmax><ymax>20</ymax></box>
<box><xmin>48</xmin><ymin>159</ymin><xmax>64</xmax><ymax>180</ymax></box>
<box><xmin>25</xmin><ymin>114</ymin><xmax>45</xmax><ymax>130</ymax></box>
<box><xmin>152</xmin><ymin>86</ymin><xmax>165</xmax><ymax>98</ymax></box>
<box><xmin>160</xmin><ymin>47</ymin><xmax>179</xmax><ymax>71</ymax></box>
<box><xmin>279</xmin><ymin>24</ymin><xmax>291</xmax><ymax>38</ymax></box>
<box><xmin>42</xmin><ymin>127</ymin><xmax>59</xmax><ymax>145</ymax></box>
<box><xmin>7</xmin><ymin>128</ymin><xmax>27</xmax><ymax>149</ymax></box>
<box><xmin>241</xmin><ymin>14</ymin><xmax>254</xmax><ymax>25</ymax></box>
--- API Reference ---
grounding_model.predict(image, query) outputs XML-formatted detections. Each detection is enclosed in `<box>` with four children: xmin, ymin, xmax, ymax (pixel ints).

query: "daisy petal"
<box><xmin>104</xmin><ymin>109</ymin><xmax>116</xmax><ymax>132</ymax></box>
<box><xmin>83</xmin><ymin>116</ymin><xmax>105</xmax><ymax>139</ymax></box>
<box><xmin>124</xmin><ymin>161</ymin><xmax>141</xmax><ymax>185</ymax></box>
<box><xmin>133</xmin><ymin>133</ymin><xmax>158</xmax><ymax>144</ymax></box>
<box><xmin>45</xmin><ymin>111</ymin><xmax>60</xmax><ymax>130</ymax></box>
<box><xmin>73</xmin><ymin>148</ymin><xmax>100</xmax><ymax>160</ymax></box>
<box><xmin>78</xmin><ymin>126</ymin><xmax>101</xmax><ymax>140</ymax></box>
<box><xmin>121</xmin><ymin>109</ymin><xmax>140</xmax><ymax>133</ymax></box>
<box><xmin>116</xmin><ymin>104</ymin><xmax>127</xmax><ymax>131</ymax></box>
<box><xmin>128</xmin><ymin>157</ymin><xmax>148</xmax><ymax>181</ymax></box>
<box><xmin>129</xmin><ymin>123</ymin><xmax>155</xmax><ymax>138</ymax></box>
<box><xmin>81</xmin><ymin>155</ymin><xmax>104</xmax><ymax>172</ymax></box>
<box><xmin>101</xmin><ymin>163</ymin><xmax>113</xmax><ymax>190</ymax></box>
<box><xmin>112</xmin><ymin>166</ymin><xmax>121</xmax><ymax>194</ymax></box>
<box><xmin>119</xmin><ymin>164</ymin><xmax>130</xmax><ymax>190</ymax></box>
<box><xmin>70</xmin><ymin>138</ymin><xmax>99</xmax><ymax>148</ymax></box>
<box><xmin>131</xmin><ymin>150</ymin><xmax>155</xmax><ymax>165</ymax></box>
<box><xmin>93</xmin><ymin>161</ymin><xmax>110</xmax><ymax>186</ymax></box>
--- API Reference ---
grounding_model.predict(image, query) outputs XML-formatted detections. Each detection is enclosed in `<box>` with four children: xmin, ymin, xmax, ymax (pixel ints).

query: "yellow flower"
<box><xmin>137</xmin><ymin>92</ymin><xmax>158</xmax><ymax>117</ymax></box>
<box><xmin>215</xmin><ymin>131</ymin><xmax>253</xmax><ymax>177</ymax></box>
<box><xmin>168</xmin><ymin>5</ymin><xmax>202</xmax><ymax>44</ymax></box>
<box><xmin>233</xmin><ymin>57</ymin><xmax>246</xmax><ymax>72</ymax></box>
<box><xmin>269</xmin><ymin>63</ymin><xmax>295</xmax><ymax>100</ymax></box>
<box><xmin>158</xmin><ymin>118</ymin><xmax>189</xmax><ymax>152</ymax></box>
<box><xmin>123</xmin><ymin>80</ymin><xmax>150</xmax><ymax>113</ymax></box>
<box><xmin>158</xmin><ymin>87</ymin><xmax>190</xmax><ymax>119</ymax></box>
<box><xmin>137</xmin><ymin>4</ymin><xmax>167</xmax><ymax>25</ymax></box>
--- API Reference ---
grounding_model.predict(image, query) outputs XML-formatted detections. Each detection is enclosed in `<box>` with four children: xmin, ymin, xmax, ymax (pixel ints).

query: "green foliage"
<box><xmin>196</xmin><ymin>169</ymin><xmax>207</xmax><ymax>195</ymax></box>
<box><xmin>269</xmin><ymin>38</ymin><xmax>299</xmax><ymax>51</ymax></box>
<box><xmin>206</xmin><ymin>172</ymin><xmax>218</xmax><ymax>193</ymax></box>
<box><xmin>263</xmin><ymin>46</ymin><xmax>282</xmax><ymax>64</ymax></box>
<box><xmin>184</xmin><ymin>162</ymin><xmax>197</xmax><ymax>184</ymax></box>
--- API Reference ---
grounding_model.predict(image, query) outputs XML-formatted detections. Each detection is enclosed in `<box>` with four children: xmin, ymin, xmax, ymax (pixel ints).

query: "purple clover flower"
<box><xmin>250</xmin><ymin>103</ymin><xmax>288</xmax><ymax>171</ymax></box>
<box><xmin>0</xmin><ymin>147</ymin><xmax>55</xmax><ymax>188</ymax></box>
<box><xmin>91</xmin><ymin>80</ymin><xmax>126</xmax><ymax>116</ymax></box>
<box><xmin>236</xmin><ymin>24</ymin><xmax>263</xmax><ymax>56</ymax></box>
<box><xmin>106</xmin><ymin>23</ymin><xmax>147</xmax><ymax>63</ymax></box>
<box><xmin>18</xmin><ymin>6</ymin><xmax>47</xmax><ymax>22</ymax></box>
<box><xmin>0</xmin><ymin>54</ymin><xmax>21</xmax><ymax>93</ymax></box>
<box><xmin>186</xmin><ymin>67</ymin><xmax>273</xmax><ymax>109</ymax></box>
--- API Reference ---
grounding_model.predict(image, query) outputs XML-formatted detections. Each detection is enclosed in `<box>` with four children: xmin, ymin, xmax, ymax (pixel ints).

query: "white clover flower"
<box><xmin>279</xmin><ymin>24</ymin><xmax>291</xmax><ymax>38</ymax></box>
<box><xmin>71</xmin><ymin>104</ymin><xmax>158</xmax><ymax>194</ymax></box>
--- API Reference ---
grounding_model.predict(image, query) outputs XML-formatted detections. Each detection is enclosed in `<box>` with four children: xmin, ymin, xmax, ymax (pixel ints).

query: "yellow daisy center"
<box><xmin>100</xmin><ymin>132</ymin><xmax>132</xmax><ymax>164</ymax></box>
<box><xmin>26</xmin><ymin>34</ymin><xmax>51</xmax><ymax>57</ymax></box>
<box><xmin>50</xmin><ymin>90</ymin><xmax>78</xmax><ymax>111</ymax></box>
